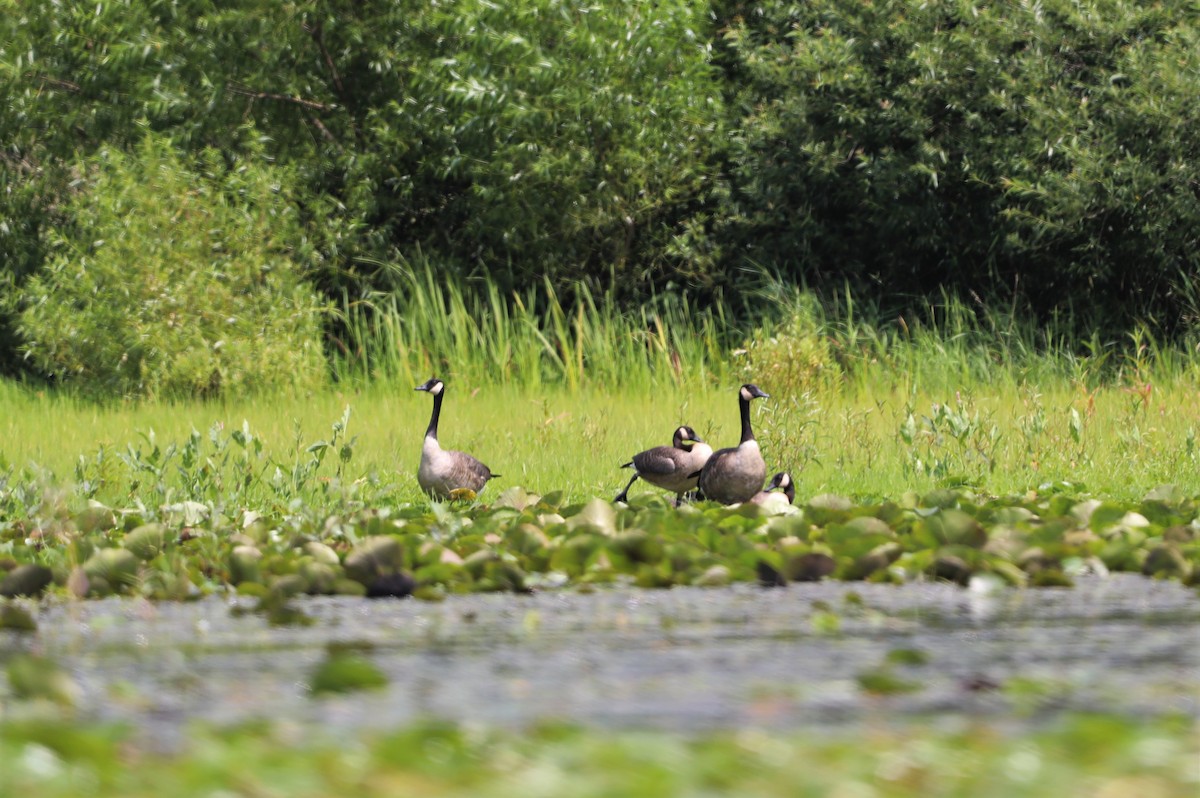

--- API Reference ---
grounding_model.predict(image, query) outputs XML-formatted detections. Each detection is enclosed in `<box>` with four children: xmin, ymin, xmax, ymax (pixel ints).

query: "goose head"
<box><xmin>672</xmin><ymin>425</ymin><xmax>705</xmax><ymax>451</ymax></box>
<box><xmin>767</xmin><ymin>471</ymin><xmax>795</xmax><ymax>503</ymax></box>
<box><xmin>740</xmin><ymin>383</ymin><xmax>770</xmax><ymax>402</ymax></box>
<box><xmin>415</xmin><ymin>377</ymin><xmax>445</xmax><ymax>395</ymax></box>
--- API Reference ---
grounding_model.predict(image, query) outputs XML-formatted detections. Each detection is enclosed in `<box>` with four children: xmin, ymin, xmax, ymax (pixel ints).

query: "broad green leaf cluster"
<box><xmin>3</xmin><ymin>474</ymin><xmax>1198</xmax><ymax>607</ymax></box>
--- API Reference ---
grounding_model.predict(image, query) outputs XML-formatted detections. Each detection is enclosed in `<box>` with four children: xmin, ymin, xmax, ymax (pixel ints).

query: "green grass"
<box><xmin>0</xmin><ymin>715</ymin><xmax>1195</xmax><ymax>798</ymax></box>
<box><xmin>331</xmin><ymin>258</ymin><xmax>732</xmax><ymax>392</ymax></box>
<box><xmin>2</xmin><ymin>378</ymin><xmax>1199</xmax><ymax>602</ymax></box>
<box><xmin>2</xmin><ymin>374</ymin><xmax>1200</xmax><ymax>507</ymax></box>
<box><xmin>7</xmin><ymin>267</ymin><xmax>1200</xmax><ymax>503</ymax></box>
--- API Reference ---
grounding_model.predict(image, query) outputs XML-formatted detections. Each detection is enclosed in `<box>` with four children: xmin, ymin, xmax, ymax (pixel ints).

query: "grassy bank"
<box><xmin>3</xmin><ymin>288</ymin><xmax>1200</xmax><ymax>601</ymax></box>
<box><xmin>2</xmin><ymin>369</ymin><xmax>1199</xmax><ymax>506</ymax></box>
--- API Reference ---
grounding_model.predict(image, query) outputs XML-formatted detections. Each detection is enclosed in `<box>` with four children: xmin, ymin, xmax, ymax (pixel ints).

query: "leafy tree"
<box><xmin>713</xmin><ymin>0</ymin><xmax>1200</xmax><ymax>335</ymax></box>
<box><xmin>1</xmin><ymin>0</ymin><xmax>721</xmax><ymax>303</ymax></box>
<box><xmin>10</xmin><ymin>136</ymin><xmax>328</xmax><ymax>400</ymax></box>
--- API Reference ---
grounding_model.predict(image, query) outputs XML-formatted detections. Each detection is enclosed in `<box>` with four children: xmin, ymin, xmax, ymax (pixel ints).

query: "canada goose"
<box><xmin>414</xmin><ymin>377</ymin><xmax>499</xmax><ymax>498</ymax></box>
<box><xmin>696</xmin><ymin>383</ymin><xmax>769</xmax><ymax>504</ymax></box>
<box><xmin>614</xmin><ymin>425</ymin><xmax>713</xmax><ymax>506</ymax></box>
<box><xmin>748</xmin><ymin>471</ymin><xmax>795</xmax><ymax>507</ymax></box>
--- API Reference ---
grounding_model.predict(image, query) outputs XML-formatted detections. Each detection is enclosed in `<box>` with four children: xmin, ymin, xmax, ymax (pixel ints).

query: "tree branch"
<box><xmin>226</xmin><ymin>82</ymin><xmax>333</xmax><ymax>111</ymax></box>
<box><xmin>29</xmin><ymin>74</ymin><xmax>81</xmax><ymax>92</ymax></box>
<box><xmin>304</xmin><ymin>22</ymin><xmax>346</xmax><ymax>98</ymax></box>
<box><xmin>306</xmin><ymin>112</ymin><xmax>341</xmax><ymax>148</ymax></box>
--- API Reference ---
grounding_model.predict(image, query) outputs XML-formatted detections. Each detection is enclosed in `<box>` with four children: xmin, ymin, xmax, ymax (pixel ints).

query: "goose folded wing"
<box><xmin>632</xmin><ymin>447</ymin><xmax>683</xmax><ymax>477</ymax></box>
<box><xmin>449</xmin><ymin>451</ymin><xmax>496</xmax><ymax>483</ymax></box>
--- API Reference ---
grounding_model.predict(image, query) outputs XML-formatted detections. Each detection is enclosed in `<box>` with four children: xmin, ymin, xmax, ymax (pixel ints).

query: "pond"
<box><xmin>4</xmin><ymin>575</ymin><xmax>1198</xmax><ymax>751</ymax></box>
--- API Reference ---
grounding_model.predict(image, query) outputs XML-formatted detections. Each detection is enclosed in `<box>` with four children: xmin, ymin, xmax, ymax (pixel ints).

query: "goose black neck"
<box><xmin>783</xmin><ymin>482</ymin><xmax>795</xmax><ymax>503</ymax></box>
<box><xmin>426</xmin><ymin>390</ymin><xmax>443</xmax><ymax>440</ymax></box>
<box><xmin>739</xmin><ymin>394</ymin><xmax>755</xmax><ymax>444</ymax></box>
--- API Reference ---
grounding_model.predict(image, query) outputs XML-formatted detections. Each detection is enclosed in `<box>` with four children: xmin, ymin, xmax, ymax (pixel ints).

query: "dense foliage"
<box><xmin>2</xmin><ymin>0</ymin><xmax>1198</xmax><ymax>396</ymax></box>
<box><xmin>8</xmin><ymin>137</ymin><xmax>328</xmax><ymax>399</ymax></box>
<box><xmin>713</xmin><ymin>0</ymin><xmax>1200</xmax><ymax>330</ymax></box>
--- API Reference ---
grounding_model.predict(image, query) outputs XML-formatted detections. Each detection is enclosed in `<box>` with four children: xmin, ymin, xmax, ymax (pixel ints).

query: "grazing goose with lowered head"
<box><xmin>696</xmin><ymin>383</ymin><xmax>769</xmax><ymax>504</ymax></box>
<box><xmin>748</xmin><ymin>471</ymin><xmax>796</xmax><ymax>509</ymax></box>
<box><xmin>414</xmin><ymin>377</ymin><xmax>499</xmax><ymax>499</ymax></box>
<box><xmin>614</xmin><ymin>425</ymin><xmax>712</xmax><ymax>506</ymax></box>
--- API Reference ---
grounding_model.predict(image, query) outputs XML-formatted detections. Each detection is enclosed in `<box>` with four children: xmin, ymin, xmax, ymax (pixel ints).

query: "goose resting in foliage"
<box><xmin>414</xmin><ymin>377</ymin><xmax>499</xmax><ymax>499</ymax></box>
<box><xmin>748</xmin><ymin>471</ymin><xmax>795</xmax><ymax>509</ymax></box>
<box><xmin>695</xmin><ymin>383</ymin><xmax>769</xmax><ymax>504</ymax></box>
<box><xmin>614</xmin><ymin>425</ymin><xmax>712</xmax><ymax>506</ymax></box>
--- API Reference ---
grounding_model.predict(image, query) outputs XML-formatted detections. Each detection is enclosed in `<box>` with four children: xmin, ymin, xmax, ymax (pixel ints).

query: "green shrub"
<box><xmin>738</xmin><ymin>293</ymin><xmax>841</xmax><ymax>395</ymax></box>
<box><xmin>11</xmin><ymin>135</ymin><xmax>327</xmax><ymax>400</ymax></box>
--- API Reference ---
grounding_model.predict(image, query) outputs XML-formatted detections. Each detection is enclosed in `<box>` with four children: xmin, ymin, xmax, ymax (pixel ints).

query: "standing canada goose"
<box><xmin>748</xmin><ymin>471</ymin><xmax>796</xmax><ymax>507</ymax></box>
<box><xmin>414</xmin><ymin>377</ymin><xmax>499</xmax><ymax>499</ymax></box>
<box><xmin>614</xmin><ymin>425</ymin><xmax>713</xmax><ymax>506</ymax></box>
<box><xmin>696</xmin><ymin>383</ymin><xmax>770</xmax><ymax>504</ymax></box>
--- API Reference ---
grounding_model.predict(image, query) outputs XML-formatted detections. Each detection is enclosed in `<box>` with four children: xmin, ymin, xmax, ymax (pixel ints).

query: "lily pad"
<box><xmin>344</xmin><ymin>536</ymin><xmax>405</xmax><ymax>584</ymax></box>
<box><xmin>0</xmin><ymin>602</ymin><xmax>37</xmax><ymax>631</ymax></box>
<box><xmin>493</xmin><ymin>485</ymin><xmax>541</xmax><ymax>511</ymax></box>
<box><xmin>310</xmin><ymin>650</ymin><xmax>389</xmax><ymax>695</ymax></box>
<box><xmin>229</xmin><ymin>545</ymin><xmax>264</xmax><ymax>585</ymax></box>
<box><xmin>921</xmin><ymin>509</ymin><xmax>988</xmax><ymax>548</ymax></box>
<box><xmin>123</xmin><ymin>523</ymin><xmax>169</xmax><ymax>560</ymax></box>
<box><xmin>1142</xmin><ymin>545</ymin><xmax>1190</xmax><ymax>579</ymax></box>
<box><xmin>82</xmin><ymin>548</ymin><xmax>140</xmax><ymax>592</ymax></box>
<box><xmin>857</xmin><ymin>668</ymin><xmax>921</xmax><ymax>695</ymax></box>
<box><xmin>566</xmin><ymin>498</ymin><xmax>617</xmax><ymax>535</ymax></box>
<box><xmin>74</xmin><ymin>502</ymin><xmax>117</xmax><ymax>533</ymax></box>
<box><xmin>0</xmin><ymin>564</ymin><xmax>54</xmax><ymax>598</ymax></box>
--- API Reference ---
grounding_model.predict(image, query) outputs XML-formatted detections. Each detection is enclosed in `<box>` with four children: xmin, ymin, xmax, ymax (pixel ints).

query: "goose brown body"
<box><xmin>697</xmin><ymin>384</ymin><xmax>769</xmax><ymax>505</ymax></box>
<box><xmin>615</xmin><ymin>426</ymin><xmax>712</xmax><ymax>505</ymax></box>
<box><xmin>415</xmin><ymin>378</ymin><xmax>499</xmax><ymax>498</ymax></box>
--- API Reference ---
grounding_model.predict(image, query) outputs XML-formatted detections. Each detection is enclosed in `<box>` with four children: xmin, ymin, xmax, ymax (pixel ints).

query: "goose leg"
<box><xmin>614</xmin><ymin>473</ymin><xmax>640</xmax><ymax>503</ymax></box>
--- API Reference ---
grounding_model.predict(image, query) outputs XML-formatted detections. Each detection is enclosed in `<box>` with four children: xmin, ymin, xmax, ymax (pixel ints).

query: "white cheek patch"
<box><xmin>430</xmin><ymin>383</ymin><xmax>444</xmax><ymax>396</ymax></box>
<box><xmin>740</xmin><ymin>387</ymin><xmax>752</xmax><ymax>401</ymax></box>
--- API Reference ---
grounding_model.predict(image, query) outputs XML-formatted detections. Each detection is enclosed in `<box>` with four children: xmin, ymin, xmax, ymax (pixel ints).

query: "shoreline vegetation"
<box><xmin>4</xmin><ymin>283</ymin><xmax>1200</xmax><ymax>504</ymax></box>
<box><xmin>2</xmin><ymin>288</ymin><xmax>1199</xmax><ymax>604</ymax></box>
